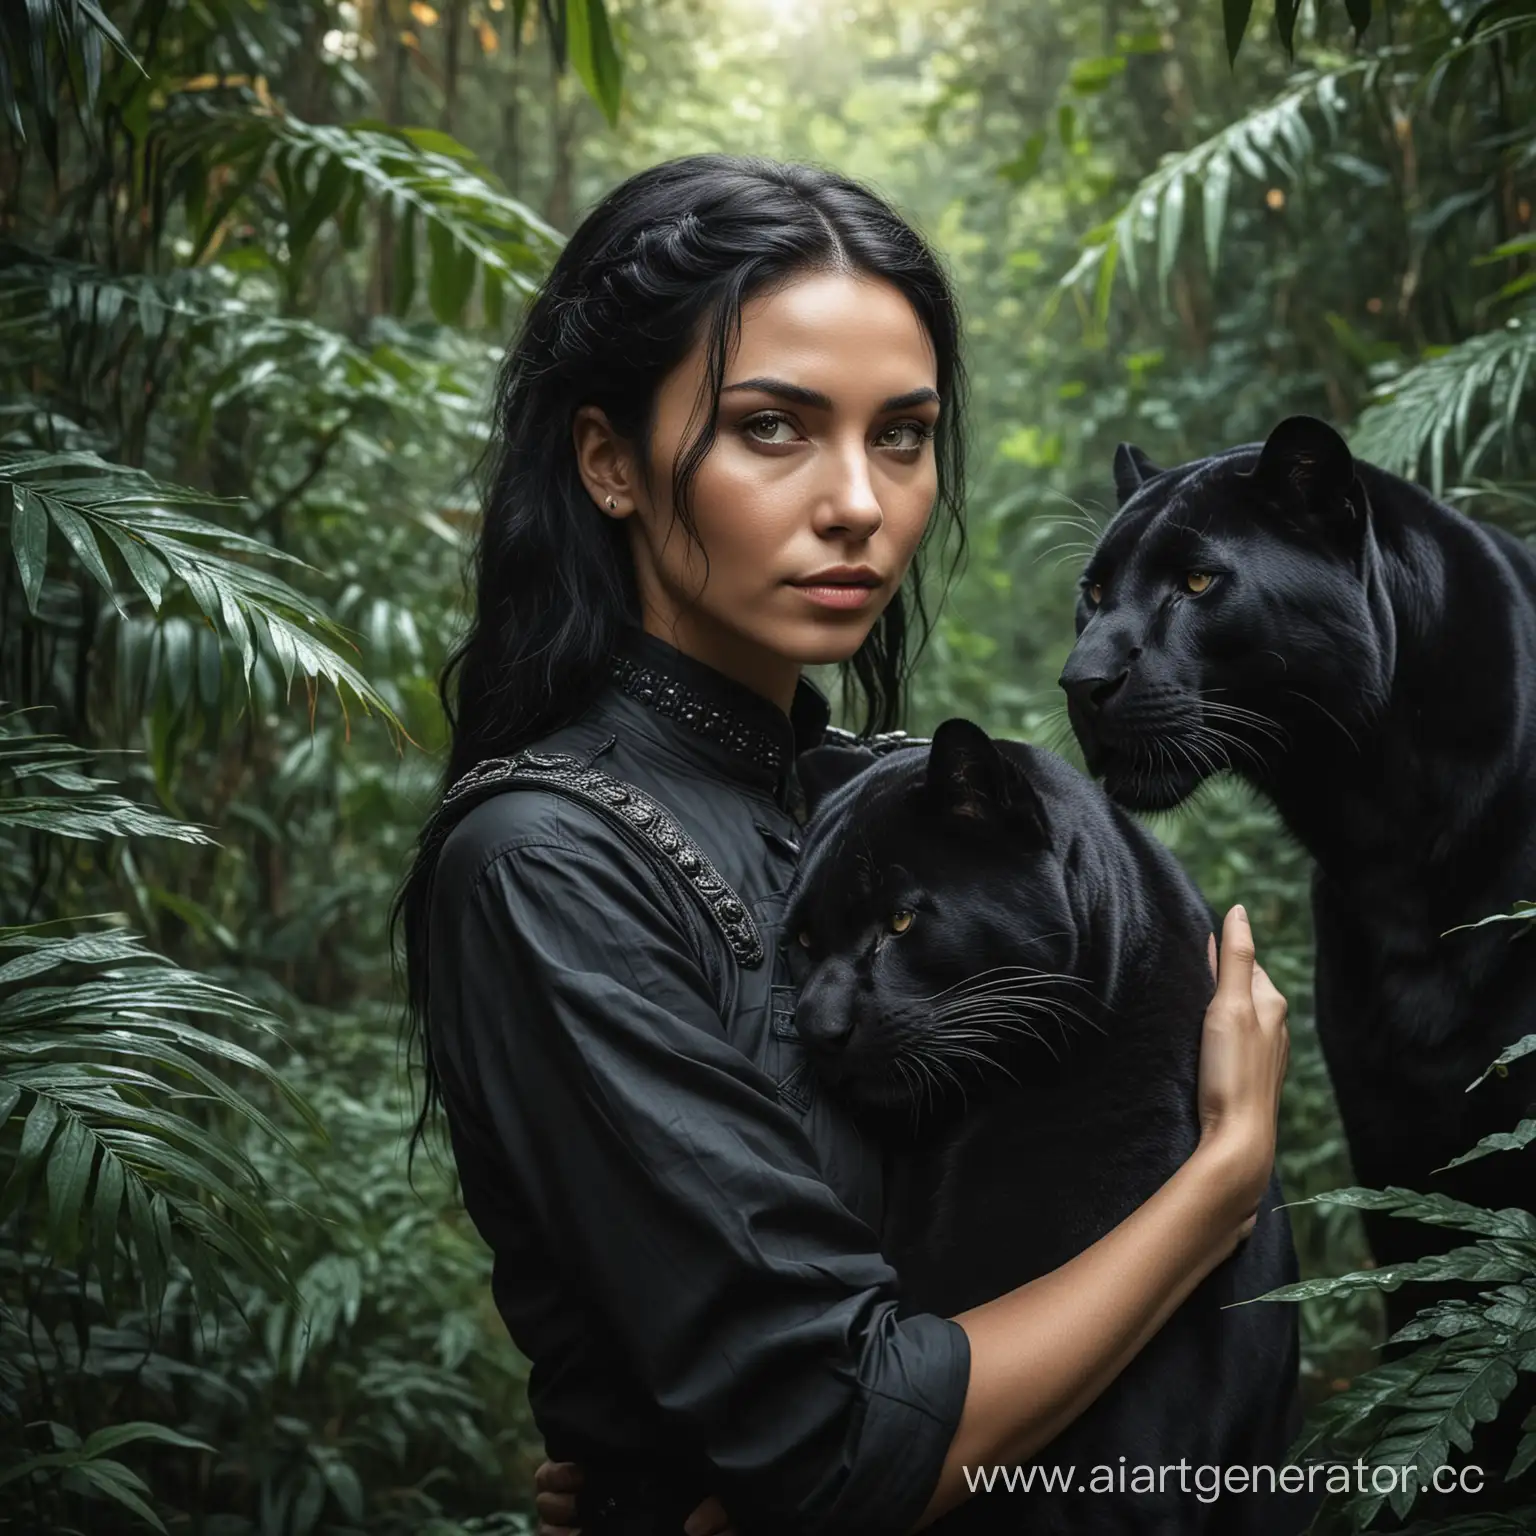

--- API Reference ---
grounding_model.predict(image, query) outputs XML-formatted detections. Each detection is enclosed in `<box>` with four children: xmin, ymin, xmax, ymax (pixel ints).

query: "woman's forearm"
<box><xmin>910</xmin><ymin>1131</ymin><xmax>1264</xmax><ymax>1531</ymax></box>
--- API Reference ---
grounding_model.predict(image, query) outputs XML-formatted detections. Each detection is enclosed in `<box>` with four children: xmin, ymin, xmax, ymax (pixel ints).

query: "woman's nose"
<box><xmin>814</xmin><ymin>447</ymin><xmax>884</xmax><ymax>538</ymax></box>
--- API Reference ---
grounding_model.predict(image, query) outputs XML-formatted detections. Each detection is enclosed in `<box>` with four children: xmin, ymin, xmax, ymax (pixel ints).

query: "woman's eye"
<box><xmin>744</xmin><ymin>413</ymin><xmax>799</xmax><ymax>445</ymax></box>
<box><xmin>1086</xmin><ymin>582</ymin><xmax>1103</xmax><ymax>605</ymax></box>
<box><xmin>1185</xmin><ymin>571</ymin><xmax>1214</xmax><ymax>594</ymax></box>
<box><xmin>889</xmin><ymin>909</ymin><xmax>915</xmax><ymax>934</ymax></box>
<box><xmin>874</xmin><ymin>420</ymin><xmax>930</xmax><ymax>452</ymax></box>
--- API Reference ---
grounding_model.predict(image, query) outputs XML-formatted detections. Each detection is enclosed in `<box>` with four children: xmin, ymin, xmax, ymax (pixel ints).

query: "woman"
<box><xmin>395</xmin><ymin>154</ymin><xmax>1290</xmax><ymax>1536</ymax></box>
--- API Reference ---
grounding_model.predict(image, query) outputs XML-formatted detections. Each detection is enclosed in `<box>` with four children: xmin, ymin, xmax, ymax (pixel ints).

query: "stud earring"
<box><xmin>605</xmin><ymin>495</ymin><xmax>617</xmax><ymax>510</ymax></box>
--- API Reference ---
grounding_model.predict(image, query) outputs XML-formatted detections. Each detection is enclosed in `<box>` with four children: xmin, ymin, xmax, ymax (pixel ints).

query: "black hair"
<box><xmin>393</xmin><ymin>153</ymin><xmax>970</xmax><ymax>1166</ymax></box>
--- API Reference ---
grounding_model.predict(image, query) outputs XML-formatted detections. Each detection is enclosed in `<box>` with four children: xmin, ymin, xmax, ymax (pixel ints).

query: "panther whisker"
<box><xmin>1284</xmin><ymin>688</ymin><xmax>1362</xmax><ymax>753</ymax></box>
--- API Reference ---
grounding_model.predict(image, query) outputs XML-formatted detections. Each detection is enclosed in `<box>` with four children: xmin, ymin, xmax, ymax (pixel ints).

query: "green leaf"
<box><xmin>393</xmin><ymin>202</ymin><xmax>418</xmax><ymax>316</ymax></box>
<box><xmin>1275</xmin><ymin>0</ymin><xmax>1301</xmax><ymax>54</ymax></box>
<box><xmin>566</xmin><ymin>0</ymin><xmax>623</xmax><ymax>126</ymax></box>
<box><xmin>1203</xmin><ymin>152</ymin><xmax>1231</xmax><ymax>273</ymax></box>
<box><xmin>1287</xmin><ymin>1185</ymin><xmax>1536</xmax><ymax>1243</ymax></box>
<box><xmin>45</xmin><ymin>1113</ymin><xmax>95</xmax><ymax>1261</ymax></box>
<box><xmin>1068</xmin><ymin>54</ymin><xmax>1127</xmax><ymax>93</ymax></box>
<box><xmin>1470</xmin><ymin>1033</ymin><xmax>1536</xmax><ymax>1090</ymax></box>
<box><xmin>1251</xmin><ymin>1240</ymin><xmax>1536</xmax><ymax>1302</ymax></box>
<box><xmin>59</xmin><ymin>1460</ymin><xmax>165</xmax><ymax>1533</ymax></box>
<box><xmin>998</xmin><ymin>132</ymin><xmax>1047</xmax><ymax>186</ymax></box>
<box><xmin>45</xmin><ymin>497</ymin><xmax>124</xmax><ymax>612</ymax></box>
<box><xmin>1156</xmin><ymin>172</ymin><xmax>1186</xmax><ymax>296</ymax></box>
<box><xmin>100</xmin><ymin>523</ymin><xmax>168</xmax><ymax>610</ymax></box>
<box><xmin>1444</xmin><ymin>899</ymin><xmax>1536</xmax><ymax>935</ymax></box>
<box><xmin>92</xmin><ymin>1147</ymin><xmax>125</xmax><ymax>1306</ymax></box>
<box><xmin>10</xmin><ymin>481</ymin><xmax>48</xmax><ymax>611</ymax></box>
<box><xmin>1223</xmin><ymin>0</ymin><xmax>1255</xmax><ymax>64</ymax></box>
<box><xmin>427</xmin><ymin>218</ymin><xmax>477</xmax><ymax>324</ymax></box>
<box><xmin>0</xmin><ymin>1090</ymin><xmax>59</xmax><ymax>1219</ymax></box>
<box><xmin>1440</xmin><ymin>1119</ymin><xmax>1536</xmax><ymax>1171</ymax></box>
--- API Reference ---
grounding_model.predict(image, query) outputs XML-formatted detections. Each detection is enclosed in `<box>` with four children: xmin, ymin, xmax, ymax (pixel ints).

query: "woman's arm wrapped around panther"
<box><xmin>536</xmin><ymin>902</ymin><xmax>1288</xmax><ymax>1535</ymax></box>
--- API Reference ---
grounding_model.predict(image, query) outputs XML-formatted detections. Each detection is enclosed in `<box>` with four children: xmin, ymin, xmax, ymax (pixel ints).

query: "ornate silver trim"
<box><xmin>818</xmin><ymin>725</ymin><xmax>931</xmax><ymax>756</ymax></box>
<box><xmin>444</xmin><ymin>748</ymin><xmax>765</xmax><ymax>967</ymax></box>
<box><xmin>610</xmin><ymin>654</ymin><xmax>785</xmax><ymax>768</ymax></box>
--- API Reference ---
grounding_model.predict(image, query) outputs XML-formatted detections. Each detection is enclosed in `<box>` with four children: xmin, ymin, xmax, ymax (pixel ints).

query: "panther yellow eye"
<box><xmin>889</xmin><ymin>909</ymin><xmax>915</xmax><ymax>934</ymax></box>
<box><xmin>1087</xmin><ymin>583</ymin><xmax>1103</xmax><ymax>605</ymax></box>
<box><xmin>798</xmin><ymin>930</ymin><xmax>812</xmax><ymax>948</ymax></box>
<box><xmin>1185</xmin><ymin>571</ymin><xmax>1213</xmax><ymax>594</ymax></box>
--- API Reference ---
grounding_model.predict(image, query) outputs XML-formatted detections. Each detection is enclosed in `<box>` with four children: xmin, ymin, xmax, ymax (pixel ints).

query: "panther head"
<box><xmin>1060</xmin><ymin>415</ymin><xmax>1395</xmax><ymax>811</ymax></box>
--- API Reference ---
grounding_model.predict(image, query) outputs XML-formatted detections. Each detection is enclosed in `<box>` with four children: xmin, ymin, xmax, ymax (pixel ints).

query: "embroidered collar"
<box><xmin>606</xmin><ymin>624</ymin><xmax>831</xmax><ymax>780</ymax></box>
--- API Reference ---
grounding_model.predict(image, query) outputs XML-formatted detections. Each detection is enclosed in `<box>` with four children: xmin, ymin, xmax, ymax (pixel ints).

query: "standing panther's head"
<box><xmin>1060</xmin><ymin>415</ymin><xmax>1394</xmax><ymax>812</ymax></box>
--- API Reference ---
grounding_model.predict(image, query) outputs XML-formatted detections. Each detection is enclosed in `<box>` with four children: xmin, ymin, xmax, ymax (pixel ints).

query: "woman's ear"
<box><xmin>573</xmin><ymin>405</ymin><xmax>640</xmax><ymax>519</ymax></box>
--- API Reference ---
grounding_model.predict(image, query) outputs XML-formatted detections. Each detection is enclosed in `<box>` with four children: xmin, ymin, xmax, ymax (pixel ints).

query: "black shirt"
<box><xmin>425</xmin><ymin>624</ymin><xmax>971</xmax><ymax>1536</ymax></box>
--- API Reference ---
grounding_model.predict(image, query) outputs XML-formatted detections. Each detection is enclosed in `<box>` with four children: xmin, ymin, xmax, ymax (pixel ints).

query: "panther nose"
<box><xmin>799</xmin><ymin>1013</ymin><xmax>854</xmax><ymax>1055</ymax></box>
<box><xmin>1061</xmin><ymin>670</ymin><xmax>1129</xmax><ymax>717</ymax></box>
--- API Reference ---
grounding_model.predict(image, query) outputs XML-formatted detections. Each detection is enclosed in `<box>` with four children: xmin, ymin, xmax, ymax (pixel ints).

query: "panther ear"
<box><xmin>1249</xmin><ymin>416</ymin><xmax>1364</xmax><ymax>546</ymax></box>
<box><xmin>796</xmin><ymin>743</ymin><xmax>877</xmax><ymax>820</ymax></box>
<box><xmin>1113</xmin><ymin>443</ymin><xmax>1160</xmax><ymax>505</ymax></box>
<box><xmin>922</xmin><ymin>718</ymin><xmax>1047</xmax><ymax>840</ymax></box>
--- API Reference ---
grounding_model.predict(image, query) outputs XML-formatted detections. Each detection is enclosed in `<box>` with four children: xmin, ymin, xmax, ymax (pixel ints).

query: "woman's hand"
<box><xmin>683</xmin><ymin>1496</ymin><xmax>738</xmax><ymax>1535</ymax></box>
<box><xmin>532</xmin><ymin>1458</ymin><xmax>737</xmax><ymax>1536</ymax></box>
<box><xmin>1195</xmin><ymin>904</ymin><xmax>1290</xmax><ymax>1231</ymax></box>
<box><xmin>534</xmin><ymin>1459</ymin><xmax>582</xmax><ymax>1536</ymax></box>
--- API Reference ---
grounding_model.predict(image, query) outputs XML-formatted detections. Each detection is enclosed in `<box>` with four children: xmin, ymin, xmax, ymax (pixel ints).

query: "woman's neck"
<box><xmin>640</xmin><ymin>610</ymin><xmax>801</xmax><ymax>717</ymax></box>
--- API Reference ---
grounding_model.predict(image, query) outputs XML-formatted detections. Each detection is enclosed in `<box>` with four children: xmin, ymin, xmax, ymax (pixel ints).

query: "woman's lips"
<box><xmin>789</xmin><ymin>582</ymin><xmax>878</xmax><ymax>609</ymax></box>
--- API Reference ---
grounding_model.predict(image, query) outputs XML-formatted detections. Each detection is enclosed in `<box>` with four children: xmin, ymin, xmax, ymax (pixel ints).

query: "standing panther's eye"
<box><xmin>1086</xmin><ymin>582</ymin><xmax>1103</xmax><ymax>605</ymax></box>
<box><xmin>1185</xmin><ymin>571</ymin><xmax>1214</xmax><ymax>594</ymax></box>
<box><xmin>889</xmin><ymin>909</ymin><xmax>915</xmax><ymax>934</ymax></box>
<box><xmin>797</xmin><ymin>930</ymin><xmax>812</xmax><ymax>948</ymax></box>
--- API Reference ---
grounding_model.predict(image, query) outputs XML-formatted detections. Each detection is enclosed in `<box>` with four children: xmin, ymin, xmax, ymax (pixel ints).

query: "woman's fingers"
<box><xmin>1196</xmin><ymin>905</ymin><xmax>1291</xmax><ymax>1204</ymax></box>
<box><xmin>683</xmin><ymin>1496</ymin><xmax>735</xmax><ymax>1536</ymax></box>
<box><xmin>534</xmin><ymin>1458</ymin><xmax>582</xmax><ymax>1535</ymax></box>
<box><xmin>1213</xmin><ymin>903</ymin><xmax>1256</xmax><ymax>1006</ymax></box>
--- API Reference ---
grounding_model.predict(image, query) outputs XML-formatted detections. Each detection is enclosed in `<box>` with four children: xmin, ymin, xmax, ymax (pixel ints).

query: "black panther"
<box><xmin>1059</xmin><ymin>416</ymin><xmax>1536</xmax><ymax>1341</ymax></box>
<box><xmin>783</xmin><ymin>718</ymin><xmax>1307</xmax><ymax>1535</ymax></box>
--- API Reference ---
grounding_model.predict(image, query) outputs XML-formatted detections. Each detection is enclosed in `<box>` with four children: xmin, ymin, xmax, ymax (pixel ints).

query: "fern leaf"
<box><xmin>1352</xmin><ymin>314</ymin><xmax>1536</xmax><ymax>492</ymax></box>
<box><xmin>158</xmin><ymin>105</ymin><xmax>562</xmax><ymax>324</ymax></box>
<box><xmin>1</xmin><ymin>453</ymin><xmax>401</xmax><ymax>733</ymax></box>
<box><xmin>1441</xmin><ymin>1119</ymin><xmax>1536</xmax><ymax>1171</ymax></box>
<box><xmin>1284</xmin><ymin>1186</ymin><xmax>1536</xmax><ymax>1244</ymax></box>
<box><xmin>1059</xmin><ymin>59</ymin><xmax>1379</xmax><ymax>312</ymax></box>
<box><xmin>0</xmin><ymin>926</ymin><xmax>317</xmax><ymax>1314</ymax></box>
<box><xmin>1470</xmin><ymin>1032</ymin><xmax>1536</xmax><ymax>1089</ymax></box>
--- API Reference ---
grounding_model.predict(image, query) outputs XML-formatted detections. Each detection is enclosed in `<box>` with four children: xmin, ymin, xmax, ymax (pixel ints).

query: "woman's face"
<box><xmin>576</xmin><ymin>269</ymin><xmax>943</xmax><ymax>710</ymax></box>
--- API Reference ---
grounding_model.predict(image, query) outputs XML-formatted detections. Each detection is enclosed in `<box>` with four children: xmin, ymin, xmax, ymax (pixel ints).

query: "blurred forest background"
<box><xmin>3</xmin><ymin>0</ymin><xmax>1534</xmax><ymax>1532</ymax></box>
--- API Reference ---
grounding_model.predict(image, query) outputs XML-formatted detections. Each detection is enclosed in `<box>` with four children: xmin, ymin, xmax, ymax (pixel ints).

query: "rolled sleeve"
<box><xmin>428</xmin><ymin>810</ymin><xmax>969</xmax><ymax>1536</ymax></box>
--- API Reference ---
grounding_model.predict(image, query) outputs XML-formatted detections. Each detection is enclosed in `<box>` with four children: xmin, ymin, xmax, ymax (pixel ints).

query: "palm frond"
<box><xmin>1</xmin><ymin>451</ymin><xmax>403</xmax><ymax>732</ymax></box>
<box><xmin>0</xmin><ymin>1420</ymin><xmax>211</xmax><ymax>1533</ymax></box>
<box><xmin>1058</xmin><ymin>58</ymin><xmax>1382</xmax><ymax>315</ymax></box>
<box><xmin>1351</xmin><ymin>314</ymin><xmax>1536</xmax><ymax>491</ymax></box>
<box><xmin>0</xmin><ymin>925</ymin><xmax>318</xmax><ymax>1316</ymax></box>
<box><xmin>0</xmin><ymin>0</ymin><xmax>141</xmax><ymax>162</ymax></box>
<box><xmin>0</xmin><ymin>712</ymin><xmax>213</xmax><ymax>845</ymax></box>
<box><xmin>158</xmin><ymin>100</ymin><xmax>563</xmax><ymax>324</ymax></box>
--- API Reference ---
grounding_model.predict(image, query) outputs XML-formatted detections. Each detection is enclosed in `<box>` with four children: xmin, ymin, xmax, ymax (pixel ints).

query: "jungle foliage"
<box><xmin>1</xmin><ymin>0</ymin><xmax>1533</xmax><ymax>1532</ymax></box>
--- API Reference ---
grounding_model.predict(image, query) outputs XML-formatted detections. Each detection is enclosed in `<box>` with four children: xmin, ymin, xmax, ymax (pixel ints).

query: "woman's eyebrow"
<box><xmin>721</xmin><ymin>377</ymin><xmax>941</xmax><ymax>412</ymax></box>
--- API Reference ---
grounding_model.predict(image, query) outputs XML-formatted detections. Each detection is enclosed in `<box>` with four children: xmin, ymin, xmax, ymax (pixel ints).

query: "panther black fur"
<box><xmin>1061</xmin><ymin>416</ymin><xmax>1536</xmax><ymax>1344</ymax></box>
<box><xmin>784</xmin><ymin>719</ymin><xmax>1307</xmax><ymax>1535</ymax></box>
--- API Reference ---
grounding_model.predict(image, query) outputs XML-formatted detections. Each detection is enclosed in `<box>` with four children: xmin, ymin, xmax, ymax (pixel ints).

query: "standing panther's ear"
<box><xmin>1249</xmin><ymin>416</ymin><xmax>1365</xmax><ymax>547</ymax></box>
<box><xmin>1113</xmin><ymin>443</ymin><xmax>1160</xmax><ymax>505</ymax></box>
<box><xmin>922</xmin><ymin>718</ymin><xmax>1048</xmax><ymax>841</ymax></box>
<box><xmin>796</xmin><ymin>743</ymin><xmax>877</xmax><ymax>820</ymax></box>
